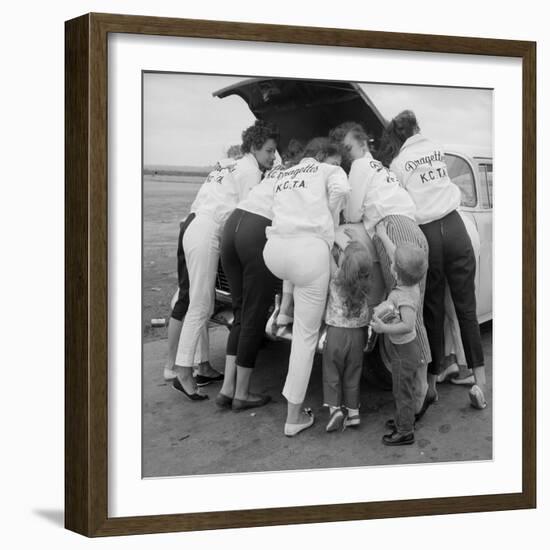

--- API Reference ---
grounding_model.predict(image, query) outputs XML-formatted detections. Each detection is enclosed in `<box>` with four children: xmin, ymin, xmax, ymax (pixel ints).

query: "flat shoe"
<box><xmin>195</xmin><ymin>372</ymin><xmax>224</xmax><ymax>387</ymax></box>
<box><xmin>343</xmin><ymin>414</ymin><xmax>360</xmax><ymax>428</ymax></box>
<box><xmin>451</xmin><ymin>374</ymin><xmax>476</xmax><ymax>386</ymax></box>
<box><xmin>382</xmin><ymin>431</ymin><xmax>415</xmax><ymax>446</ymax></box>
<box><xmin>163</xmin><ymin>367</ymin><xmax>177</xmax><ymax>381</ymax></box>
<box><xmin>469</xmin><ymin>384</ymin><xmax>487</xmax><ymax>409</ymax></box>
<box><xmin>436</xmin><ymin>362</ymin><xmax>459</xmax><ymax>383</ymax></box>
<box><xmin>284</xmin><ymin>409</ymin><xmax>314</xmax><ymax>437</ymax></box>
<box><xmin>172</xmin><ymin>377</ymin><xmax>209</xmax><ymax>401</ymax></box>
<box><xmin>215</xmin><ymin>393</ymin><xmax>233</xmax><ymax>409</ymax></box>
<box><xmin>232</xmin><ymin>394</ymin><xmax>271</xmax><ymax>412</ymax></box>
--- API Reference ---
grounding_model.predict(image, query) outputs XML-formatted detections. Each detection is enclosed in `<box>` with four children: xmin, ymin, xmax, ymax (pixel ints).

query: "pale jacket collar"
<box><xmin>300</xmin><ymin>157</ymin><xmax>319</xmax><ymax>164</ymax></box>
<box><xmin>362</xmin><ymin>150</ymin><xmax>373</xmax><ymax>160</ymax></box>
<box><xmin>350</xmin><ymin>150</ymin><xmax>372</xmax><ymax>165</ymax></box>
<box><xmin>244</xmin><ymin>152</ymin><xmax>260</xmax><ymax>171</ymax></box>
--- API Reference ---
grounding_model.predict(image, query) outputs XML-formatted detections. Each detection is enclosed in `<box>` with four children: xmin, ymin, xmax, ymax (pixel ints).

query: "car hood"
<box><xmin>213</xmin><ymin>78</ymin><xmax>387</xmax><ymax>152</ymax></box>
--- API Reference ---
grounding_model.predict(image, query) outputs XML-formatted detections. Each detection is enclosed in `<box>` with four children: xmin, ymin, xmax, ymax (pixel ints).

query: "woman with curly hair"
<box><xmin>171</xmin><ymin>120</ymin><xmax>278</xmax><ymax>401</ymax></box>
<box><xmin>380</xmin><ymin>110</ymin><xmax>487</xmax><ymax>410</ymax></box>
<box><xmin>215</xmin><ymin>126</ymin><xmax>286</xmax><ymax>412</ymax></box>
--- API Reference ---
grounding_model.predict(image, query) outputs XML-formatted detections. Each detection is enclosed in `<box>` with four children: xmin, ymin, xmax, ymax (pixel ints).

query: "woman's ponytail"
<box><xmin>376</xmin><ymin>110</ymin><xmax>420</xmax><ymax>167</ymax></box>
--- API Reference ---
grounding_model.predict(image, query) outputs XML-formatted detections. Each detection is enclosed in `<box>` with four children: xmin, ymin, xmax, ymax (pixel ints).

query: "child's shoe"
<box><xmin>326</xmin><ymin>408</ymin><xmax>345</xmax><ymax>432</ymax></box>
<box><xmin>343</xmin><ymin>413</ymin><xmax>361</xmax><ymax>428</ymax></box>
<box><xmin>382</xmin><ymin>431</ymin><xmax>415</xmax><ymax>446</ymax></box>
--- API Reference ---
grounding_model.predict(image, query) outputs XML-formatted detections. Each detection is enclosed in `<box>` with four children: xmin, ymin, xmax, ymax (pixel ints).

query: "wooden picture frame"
<box><xmin>65</xmin><ymin>12</ymin><xmax>536</xmax><ymax>537</ymax></box>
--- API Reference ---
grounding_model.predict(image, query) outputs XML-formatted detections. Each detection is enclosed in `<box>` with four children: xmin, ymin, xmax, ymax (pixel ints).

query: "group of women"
<box><xmin>164</xmin><ymin>111</ymin><xmax>488</xmax><ymax>437</ymax></box>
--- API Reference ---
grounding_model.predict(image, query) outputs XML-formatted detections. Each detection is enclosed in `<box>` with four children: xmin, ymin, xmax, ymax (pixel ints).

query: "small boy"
<box><xmin>370</xmin><ymin>222</ymin><xmax>428</xmax><ymax>446</ymax></box>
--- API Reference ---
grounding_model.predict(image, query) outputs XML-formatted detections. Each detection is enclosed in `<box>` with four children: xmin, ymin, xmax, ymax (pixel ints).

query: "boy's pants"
<box><xmin>387</xmin><ymin>337</ymin><xmax>422</xmax><ymax>434</ymax></box>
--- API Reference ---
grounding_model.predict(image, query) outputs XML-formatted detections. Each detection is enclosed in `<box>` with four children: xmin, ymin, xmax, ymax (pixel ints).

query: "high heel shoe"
<box><xmin>172</xmin><ymin>377</ymin><xmax>208</xmax><ymax>401</ymax></box>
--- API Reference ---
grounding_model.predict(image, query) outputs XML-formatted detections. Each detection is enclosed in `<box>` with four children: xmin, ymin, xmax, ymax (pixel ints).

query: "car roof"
<box><xmin>213</xmin><ymin>77</ymin><xmax>388</xmax><ymax>152</ymax></box>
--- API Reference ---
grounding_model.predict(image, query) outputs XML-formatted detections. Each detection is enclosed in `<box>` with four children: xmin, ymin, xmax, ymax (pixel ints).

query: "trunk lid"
<box><xmin>213</xmin><ymin>78</ymin><xmax>387</xmax><ymax>152</ymax></box>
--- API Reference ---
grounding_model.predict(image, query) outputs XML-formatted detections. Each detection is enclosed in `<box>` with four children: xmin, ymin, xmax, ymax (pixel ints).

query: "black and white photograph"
<box><xmin>3</xmin><ymin>0</ymin><xmax>546</xmax><ymax>544</ymax></box>
<box><xmin>142</xmin><ymin>72</ymin><xmax>493</xmax><ymax>478</ymax></box>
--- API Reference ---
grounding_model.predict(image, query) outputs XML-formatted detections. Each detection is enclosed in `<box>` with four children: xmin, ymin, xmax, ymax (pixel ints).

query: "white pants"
<box><xmin>175</xmin><ymin>214</ymin><xmax>220</xmax><ymax>367</ymax></box>
<box><xmin>193</xmin><ymin>328</ymin><xmax>209</xmax><ymax>365</ymax></box>
<box><xmin>263</xmin><ymin>236</ymin><xmax>330</xmax><ymax>404</ymax></box>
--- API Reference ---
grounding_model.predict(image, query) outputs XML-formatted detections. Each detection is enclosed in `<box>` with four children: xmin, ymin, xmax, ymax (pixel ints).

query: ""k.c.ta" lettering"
<box><xmin>420</xmin><ymin>167</ymin><xmax>447</xmax><ymax>183</ymax></box>
<box><xmin>275</xmin><ymin>180</ymin><xmax>306</xmax><ymax>192</ymax></box>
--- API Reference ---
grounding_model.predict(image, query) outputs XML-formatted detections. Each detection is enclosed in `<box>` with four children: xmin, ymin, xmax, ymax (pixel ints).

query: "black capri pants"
<box><xmin>170</xmin><ymin>212</ymin><xmax>196</xmax><ymax>321</ymax></box>
<box><xmin>420</xmin><ymin>209</ymin><xmax>484</xmax><ymax>375</ymax></box>
<box><xmin>221</xmin><ymin>208</ymin><xmax>279</xmax><ymax>368</ymax></box>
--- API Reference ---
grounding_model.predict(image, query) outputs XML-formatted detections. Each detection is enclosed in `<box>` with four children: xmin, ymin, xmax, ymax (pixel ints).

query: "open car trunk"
<box><xmin>213</xmin><ymin>78</ymin><xmax>387</xmax><ymax>152</ymax></box>
<box><xmin>211</xmin><ymin>77</ymin><xmax>393</xmax><ymax>388</ymax></box>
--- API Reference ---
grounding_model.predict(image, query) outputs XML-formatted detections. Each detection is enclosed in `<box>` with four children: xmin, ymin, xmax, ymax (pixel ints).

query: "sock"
<box><xmin>347</xmin><ymin>408</ymin><xmax>359</xmax><ymax>417</ymax></box>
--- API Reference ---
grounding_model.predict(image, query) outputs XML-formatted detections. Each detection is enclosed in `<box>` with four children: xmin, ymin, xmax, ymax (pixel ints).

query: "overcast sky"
<box><xmin>143</xmin><ymin>73</ymin><xmax>492</xmax><ymax>167</ymax></box>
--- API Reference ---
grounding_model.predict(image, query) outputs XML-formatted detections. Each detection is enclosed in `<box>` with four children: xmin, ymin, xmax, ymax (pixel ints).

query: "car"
<box><xmin>205</xmin><ymin>78</ymin><xmax>492</xmax><ymax>385</ymax></box>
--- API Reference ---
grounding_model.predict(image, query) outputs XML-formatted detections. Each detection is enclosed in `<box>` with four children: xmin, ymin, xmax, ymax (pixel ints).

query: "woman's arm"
<box><xmin>234</xmin><ymin>165</ymin><xmax>261</xmax><ymax>201</ymax></box>
<box><xmin>370</xmin><ymin>305</ymin><xmax>416</xmax><ymax>335</ymax></box>
<box><xmin>343</xmin><ymin>160</ymin><xmax>369</xmax><ymax>223</ymax></box>
<box><xmin>326</xmin><ymin>166</ymin><xmax>350</xmax><ymax>214</ymax></box>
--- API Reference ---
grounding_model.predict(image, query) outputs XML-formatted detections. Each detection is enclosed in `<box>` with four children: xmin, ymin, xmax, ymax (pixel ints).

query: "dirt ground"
<box><xmin>142</xmin><ymin>323</ymin><xmax>492</xmax><ymax>477</ymax></box>
<box><xmin>143</xmin><ymin>176</ymin><xmax>203</xmax><ymax>342</ymax></box>
<box><xmin>142</xmin><ymin>176</ymin><xmax>493</xmax><ymax>478</ymax></box>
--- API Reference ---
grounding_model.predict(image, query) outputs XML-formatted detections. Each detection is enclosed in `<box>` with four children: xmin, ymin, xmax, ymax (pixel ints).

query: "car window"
<box><xmin>477</xmin><ymin>162</ymin><xmax>493</xmax><ymax>208</ymax></box>
<box><xmin>445</xmin><ymin>153</ymin><xmax>477</xmax><ymax>207</ymax></box>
